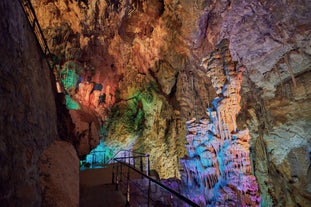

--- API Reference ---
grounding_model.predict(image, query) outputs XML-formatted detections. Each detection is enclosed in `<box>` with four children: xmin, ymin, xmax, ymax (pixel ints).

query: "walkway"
<box><xmin>80</xmin><ymin>164</ymin><xmax>141</xmax><ymax>207</ymax></box>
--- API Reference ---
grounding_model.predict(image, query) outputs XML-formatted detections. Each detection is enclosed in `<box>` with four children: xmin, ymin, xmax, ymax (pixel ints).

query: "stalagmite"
<box><xmin>180</xmin><ymin>39</ymin><xmax>261</xmax><ymax>206</ymax></box>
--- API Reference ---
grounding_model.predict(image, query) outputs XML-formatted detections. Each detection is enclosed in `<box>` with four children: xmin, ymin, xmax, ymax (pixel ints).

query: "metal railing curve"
<box><xmin>113</xmin><ymin>157</ymin><xmax>200</xmax><ymax>207</ymax></box>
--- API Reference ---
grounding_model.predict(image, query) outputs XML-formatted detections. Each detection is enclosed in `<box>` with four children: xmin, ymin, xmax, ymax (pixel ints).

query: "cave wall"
<box><xmin>0</xmin><ymin>0</ymin><xmax>58</xmax><ymax>205</ymax></box>
<box><xmin>30</xmin><ymin>0</ymin><xmax>190</xmax><ymax>177</ymax></box>
<box><xmin>251</xmin><ymin>71</ymin><xmax>311</xmax><ymax>206</ymax></box>
<box><xmin>0</xmin><ymin>0</ymin><xmax>78</xmax><ymax>206</ymax></box>
<box><xmin>30</xmin><ymin>0</ymin><xmax>311</xmax><ymax>206</ymax></box>
<box><xmin>39</xmin><ymin>141</ymin><xmax>79</xmax><ymax>207</ymax></box>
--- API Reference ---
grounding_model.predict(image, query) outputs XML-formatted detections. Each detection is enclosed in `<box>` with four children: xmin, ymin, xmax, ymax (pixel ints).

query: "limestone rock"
<box><xmin>150</xmin><ymin>59</ymin><xmax>178</xmax><ymax>95</ymax></box>
<box><xmin>39</xmin><ymin>141</ymin><xmax>79</xmax><ymax>207</ymax></box>
<box><xmin>180</xmin><ymin>41</ymin><xmax>260</xmax><ymax>206</ymax></box>
<box><xmin>0</xmin><ymin>0</ymin><xmax>58</xmax><ymax>205</ymax></box>
<box><xmin>69</xmin><ymin>109</ymin><xmax>100</xmax><ymax>157</ymax></box>
<box><xmin>28</xmin><ymin>0</ymin><xmax>311</xmax><ymax>206</ymax></box>
<box><xmin>253</xmin><ymin>71</ymin><xmax>311</xmax><ymax>206</ymax></box>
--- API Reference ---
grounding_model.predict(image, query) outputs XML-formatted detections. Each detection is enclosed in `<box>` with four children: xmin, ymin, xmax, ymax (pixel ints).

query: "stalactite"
<box><xmin>274</xmin><ymin>64</ymin><xmax>285</xmax><ymax>96</ymax></box>
<box><xmin>284</xmin><ymin>54</ymin><xmax>297</xmax><ymax>88</ymax></box>
<box><xmin>180</xmin><ymin>39</ymin><xmax>261</xmax><ymax>206</ymax></box>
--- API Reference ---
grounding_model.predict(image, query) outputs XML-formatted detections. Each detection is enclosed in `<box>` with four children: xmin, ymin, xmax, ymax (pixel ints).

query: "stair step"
<box><xmin>80</xmin><ymin>164</ymin><xmax>143</xmax><ymax>206</ymax></box>
<box><xmin>80</xmin><ymin>183</ymin><xmax>126</xmax><ymax>207</ymax></box>
<box><xmin>80</xmin><ymin>165</ymin><xmax>114</xmax><ymax>186</ymax></box>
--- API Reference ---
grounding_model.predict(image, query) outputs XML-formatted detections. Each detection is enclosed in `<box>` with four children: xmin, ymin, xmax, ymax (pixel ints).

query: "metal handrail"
<box><xmin>89</xmin><ymin>150</ymin><xmax>108</xmax><ymax>165</ymax></box>
<box><xmin>115</xmin><ymin>154</ymin><xmax>150</xmax><ymax>175</ymax></box>
<box><xmin>114</xmin><ymin>158</ymin><xmax>200</xmax><ymax>207</ymax></box>
<box><xmin>115</xmin><ymin>155</ymin><xmax>147</xmax><ymax>159</ymax></box>
<box><xmin>19</xmin><ymin>0</ymin><xmax>69</xmax><ymax>95</ymax></box>
<box><xmin>81</xmin><ymin>149</ymin><xmax>149</xmax><ymax>170</ymax></box>
<box><xmin>19</xmin><ymin>0</ymin><xmax>52</xmax><ymax>69</ymax></box>
<box><xmin>107</xmin><ymin>149</ymin><xmax>148</xmax><ymax>164</ymax></box>
<box><xmin>115</xmin><ymin>149</ymin><xmax>147</xmax><ymax>156</ymax></box>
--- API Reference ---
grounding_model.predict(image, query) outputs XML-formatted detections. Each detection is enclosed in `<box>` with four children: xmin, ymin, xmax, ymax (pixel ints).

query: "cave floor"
<box><xmin>80</xmin><ymin>183</ymin><xmax>126</xmax><ymax>207</ymax></box>
<box><xmin>80</xmin><ymin>164</ymin><xmax>142</xmax><ymax>207</ymax></box>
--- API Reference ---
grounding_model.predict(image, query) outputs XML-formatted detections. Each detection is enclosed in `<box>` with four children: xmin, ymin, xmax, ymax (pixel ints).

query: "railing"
<box><xmin>109</xmin><ymin>150</ymin><xmax>150</xmax><ymax>174</ymax></box>
<box><xmin>109</xmin><ymin>149</ymin><xmax>147</xmax><ymax>161</ymax></box>
<box><xmin>89</xmin><ymin>150</ymin><xmax>109</xmax><ymax>166</ymax></box>
<box><xmin>18</xmin><ymin>0</ymin><xmax>68</xmax><ymax>94</ymax></box>
<box><xmin>113</xmin><ymin>157</ymin><xmax>200</xmax><ymax>207</ymax></box>
<box><xmin>81</xmin><ymin>149</ymin><xmax>150</xmax><ymax>174</ymax></box>
<box><xmin>19</xmin><ymin>0</ymin><xmax>52</xmax><ymax>69</ymax></box>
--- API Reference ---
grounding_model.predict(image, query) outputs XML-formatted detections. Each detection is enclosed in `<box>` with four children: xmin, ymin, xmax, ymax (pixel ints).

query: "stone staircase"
<box><xmin>80</xmin><ymin>160</ymin><xmax>200</xmax><ymax>207</ymax></box>
<box><xmin>80</xmin><ymin>163</ymin><xmax>146</xmax><ymax>207</ymax></box>
<box><xmin>80</xmin><ymin>183</ymin><xmax>125</xmax><ymax>207</ymax></box>
<box><xmin>80</xmin><ymin>164</ymin><xmax>125</xmax><ymax>207</ymax></box>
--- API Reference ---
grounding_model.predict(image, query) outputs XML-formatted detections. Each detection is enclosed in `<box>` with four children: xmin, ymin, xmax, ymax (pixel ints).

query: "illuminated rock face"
<box><xmin>30</xmin><ymin>0</ymin><xmax>188</xmax><ymax>177</ymax></box>
<box><xmin>180</xmin><ymin>40</ymin><xmax>260</xmax><ymax>206</ymax></box>
<box><xmin>1</xmin><ymin>0</ymin><xmax>311</xmax><ymax>206</ymax></box>
<box><xmin>30</xmin><ymin>0</ymin><xmax>311</xmax><ymax>205</ymax></box>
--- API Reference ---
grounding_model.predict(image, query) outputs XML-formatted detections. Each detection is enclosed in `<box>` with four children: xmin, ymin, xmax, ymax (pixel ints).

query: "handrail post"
<box><xmin>148</xmin><ymin>179</ymin><xmax>150</xmax><ymax>207</ymax></box>
<box><xmin>146</xmin><ymin>154</ymin><xmax>150</xmax><ymax>176</ymax></box>
<box><xmin>103</xmin><ymin>150</ymin><xmax>106</xmax><ymax>164</ymax></box>
<box><xmin>125</xmin><ymin>166</ymin><xmax>130</xmax><ymax>206</ymax></box>
<box><xmin>92</xmin><ymin>153</ymin><xmax>95</xmax><ymax>167</ymax></box>
<box><xmin>140</xmin><ymin>156</ymin><xmax>143</xmax><ymax>179</ymax></box>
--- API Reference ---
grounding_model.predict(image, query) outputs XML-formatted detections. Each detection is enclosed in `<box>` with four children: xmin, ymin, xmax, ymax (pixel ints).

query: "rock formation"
<box><xmin>39</xmin><ymin>141</ymin><xmax>79</xmax><ymax>207</ymax></box>
<box><xmin>30</xmin><ymin>0</ymin><xmax>189</xmax><ymax>178</ymax></box>
<box><xmin>0</xmin><ymin>0</ymin><xmax>79</xmax><ymax>205</ymax></box>
<box><xmin>180</xmin><ymin>40</ymin><xmax>260</xmax><ymax>206</ymax></box>
<box><xmin>2</xmin><ymin>0</ymin><xmax>310</xmax><ymax>206</ymax></box>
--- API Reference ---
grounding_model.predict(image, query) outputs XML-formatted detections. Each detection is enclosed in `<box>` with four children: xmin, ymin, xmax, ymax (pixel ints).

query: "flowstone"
<box><xmin>180</xmin><ymin>40</ymin><xmax>261</xmax><ymax>206</ymax></box>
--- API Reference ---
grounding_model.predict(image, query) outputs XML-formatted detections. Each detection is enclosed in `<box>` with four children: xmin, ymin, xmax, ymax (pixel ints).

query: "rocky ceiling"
<box><xmin>30</xmin><ymin>0</ymin><xmax>311</xmax><ymax>206</ymax></box>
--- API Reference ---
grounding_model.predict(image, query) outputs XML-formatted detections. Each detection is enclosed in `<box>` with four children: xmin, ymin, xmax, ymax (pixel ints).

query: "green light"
<box><xmin>85</xmin><ymin>140</ymin><xmax>116</xmax><ymax>165</ymax></box>
<box><xmin>107</xmin><ymin>83</ymin><xmax>157</xmax><ymax>136</ymax></box>
<box><xmin>65</xmin><ymin>95</ymin><xmax>80</xmax><ymax>110</ymax></box>
<box><xmin>59</xmin><ymin>61</ymin><xmax>81</xmax><ymax>93</ymax></box>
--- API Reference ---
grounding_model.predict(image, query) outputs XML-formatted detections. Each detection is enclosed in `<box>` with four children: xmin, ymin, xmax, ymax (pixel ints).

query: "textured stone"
<box><xmin>69</xmin><ymin>109</ymin><xmax>100</xmax><ymax>157</ymax></box>
<box><xmin>39</xmin><ymin>140</ymin><xmax>79</xmax><ymax>207</ymax></box>
<box><xmin>0</xmin><ymin>0</ymin><xmax>58</xmax><ymax>205</ymax></box>
<box><xmin>29</xmin><ymin>0</ymin><xmax>311</xmax><ymax>206</ymax></box>
<box><xmin>180</xmin><ymin>41</ymin><xmax>260</xmax><ymax>206</ymax></box>
<box><xmin>253</xmin><ymin>71</ymin><xmax>311</xmax><ymax>206</ymax></box>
